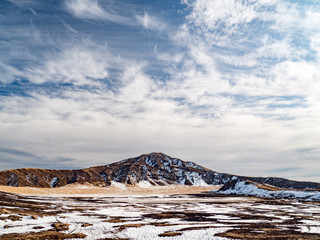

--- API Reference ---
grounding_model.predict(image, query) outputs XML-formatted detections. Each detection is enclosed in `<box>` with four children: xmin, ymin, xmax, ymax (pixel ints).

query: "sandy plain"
<box><xmin>0</xmin><ymin>183</ymin><xmax>220</xmax><ymax>196</ymax></box>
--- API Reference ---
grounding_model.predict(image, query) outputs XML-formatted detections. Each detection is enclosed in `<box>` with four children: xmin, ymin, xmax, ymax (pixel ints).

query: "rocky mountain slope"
<box><xmin>0</xmin><ymin>152</ymin><xmax>319</xmax><ymax>190</ymax></box>
<box><xmin>0</xmin><ymin>152</ymin><xmax>232</xmax><ymax>188</ymax></box>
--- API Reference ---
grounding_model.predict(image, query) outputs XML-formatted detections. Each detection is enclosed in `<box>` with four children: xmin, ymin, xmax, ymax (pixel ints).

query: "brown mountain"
<box><xmin>0</xmin><ymin>152</ymin><xmax>232</xmax><ymax>188</ymax></box>
<box><xmin>0</xmin><ymin>152</ymin><xmax>319</xmax><ymax>190</ymax></box>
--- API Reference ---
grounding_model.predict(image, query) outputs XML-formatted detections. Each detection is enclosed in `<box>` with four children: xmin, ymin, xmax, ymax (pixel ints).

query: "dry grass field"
<box><xmin>0</xmin><ymin>183</ymin><xmax>219</xmax><ymax>196</ymax></box>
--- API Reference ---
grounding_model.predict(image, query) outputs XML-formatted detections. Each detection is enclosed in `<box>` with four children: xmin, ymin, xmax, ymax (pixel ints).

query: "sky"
<box><xmin>0</xmin><ymin>0</ymin><xmax>320</xmax><ymax>182</ymax></box>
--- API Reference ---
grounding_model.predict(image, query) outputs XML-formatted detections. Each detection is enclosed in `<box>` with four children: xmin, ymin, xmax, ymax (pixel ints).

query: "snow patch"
<box><xmin>219</xmin><ymin>180</ymin><xmax>269</xmax><ymax>197</ymax></box>
<box><xmin>99</xmin><ymin>172</ymin><xmax>108</xmax><ymax>183</ymax></box>
<box><xmin>137</xmin><ymin>181</ymin><xmax>153</xmax><ymax>188</ymax></box>
<box><xmin>121</xmin><ymin>225</ymin><xmax>231</xmax><ymax>240</ymax></box>
<box><xmin>175</xmin><ymin>169</ymin><xmax>186</xmax><ymax>185</ymax></box>
<box><xmin>7</xmin><ymin>173</ymin><xmax>18</xmax><ymax>187</ymax></box>
<box><xmin>110</xmin><ymin>181</ymin><xmax>127</xmax><ymax>190</ymax></box>
<box><xmin>185</xmin><ymin>172</ymin><xmax>208</xmax><ymax>186</ymax></box>
<box><xmin>164</xmin><ymin>156</ymin><xmax>173</xmax><ymax>165</ymax></box>
<box><xmin>145</xmin><ymin>157</ymin><xmax>157</xmax><ymax>167</ymax></box>
<box><xmin>217</xmin><ymin>180</ymin><xmax>320</xmax><ymax>201</ymax></box>
<box><xmin>172</xmin><ymin>158</ymin><xmax>183</xmax><ymax>167</ymax></box>
<box><xmin>186</xmin><ymin>162</ymin><xmax>204</xmax><ymax>171</ymax></box>
<box><xmin>50</xmin><ymin>177</ymin><xmax>59</xmax><ymax>188</ymax></box>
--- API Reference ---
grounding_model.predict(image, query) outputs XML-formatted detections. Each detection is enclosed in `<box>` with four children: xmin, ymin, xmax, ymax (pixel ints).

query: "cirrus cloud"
<box><xmin>64</xmin><ymin>0</ymin><xmax>130</xmax><ymax>24</ymax></box>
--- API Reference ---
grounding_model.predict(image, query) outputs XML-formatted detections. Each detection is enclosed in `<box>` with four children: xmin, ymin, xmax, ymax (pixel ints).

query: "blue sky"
<box><xmin>1</xmin><ymin>0</ymin><xmax>320</xmax><ymax>181</ymax></box>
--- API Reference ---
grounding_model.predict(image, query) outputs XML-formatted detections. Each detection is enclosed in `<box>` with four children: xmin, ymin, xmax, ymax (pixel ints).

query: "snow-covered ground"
<box><xmin>1</xmin><ymin>191</ymin><xmax>320</xmax><ymax>239</ymax></box>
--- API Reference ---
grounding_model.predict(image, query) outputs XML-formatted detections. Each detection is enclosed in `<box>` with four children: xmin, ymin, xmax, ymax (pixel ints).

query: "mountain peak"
<box><xmin>100</xmin><ymin>152</ymin><xmax>220</xmax><ymax>186</ymax></box>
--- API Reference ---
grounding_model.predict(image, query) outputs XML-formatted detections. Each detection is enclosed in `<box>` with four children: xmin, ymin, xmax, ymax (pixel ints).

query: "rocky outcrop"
<box><xmin>217</xmin><ymin>178</ymin><xmax>320</xmax><ymax>201</ymax></box>
<box><xmin>246</xmin><ymin>176</ymin><xmax>320</xmax><ymax>190</ymax></box>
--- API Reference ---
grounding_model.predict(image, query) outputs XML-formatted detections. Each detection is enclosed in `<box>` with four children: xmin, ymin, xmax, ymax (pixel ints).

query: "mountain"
<box><xmin>0</xmin><ymin>152</ymin><xmax>232</xmax><ymax>188</ymax></box>
<box><xmin>0</xmin><ymin>152</ymin><xmax>320</xmax><ymax>191</ymax></box>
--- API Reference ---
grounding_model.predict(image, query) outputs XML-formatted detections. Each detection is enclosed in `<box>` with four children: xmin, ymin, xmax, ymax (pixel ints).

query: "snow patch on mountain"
<box><xmin>50</xmin><ymin>177</ymin><xmax>59</xmax><ymax>188</ymax></box>
<box><xmin>186</xmin><ymin>162</ymin><xmax>204</xmax><ymax>171</ymax></box>
<box><xmin>172</xmin><ymin>158</ymin><xmax>183</xmax><ymax>167</ymax></box>
<box><xmin>217</xmin><ymin>179</ymin><xmax>269</xmax><ymax>197</ymax></box>
<box><xmin>185</xmin><ymin>172</ymin><xmax>208</xmax><ymax>186</ymax></box>
<box><xmin>99</xmin><ymin>172</ymin><xmax>108</xmax><ymax>183</ymax></box>
<box><xmin>217</xmin><ymin>179</ymin><xmax>320</xmax><ymax>201</ymax></box>
<box><xmin>137</xmin><ymin>181</ymin><xmax>153</xmax><ymax>188</ymax></box>
<box><xmin>7</xmin><ymin>173</ymin><xmax>19</xmax><ymax>187</ymax></box>
<box><xmin>145</xmin><ymin>157</ymin><xmax>157</xmax><ymax>167</ymax></box>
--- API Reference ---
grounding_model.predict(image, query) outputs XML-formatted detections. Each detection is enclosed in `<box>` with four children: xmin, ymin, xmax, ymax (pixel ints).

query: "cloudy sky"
<box><xmin>1</xmin><ymin>0</ymin><xmax>320</xmax><ymax>181</ymax></box>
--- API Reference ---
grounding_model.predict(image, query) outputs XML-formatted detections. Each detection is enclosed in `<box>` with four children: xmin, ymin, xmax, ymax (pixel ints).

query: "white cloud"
<box><xmin>26</xmin><ymin>43</ymin><xmax>110</xmax><ymax>86</ymax></box>
<box><xmin>64</xmin><ymin>0</ymin><xmax>130</xmax><ymax>24</ymax></box>
<box><xmin>270</xmin><ymin>61</ymin><xmax>320</xmax><ymax>95</ymax></box>
<box><xmin>186</xmin><ymin>0</ymin><xmax>257</xmax><ymax>29</ymax></box>
<box><xmin>183</xmin><ymin>0</ymin><xmax>276</xmax><ymax>46</ymax></box>
<box><xmin>136</xmin><ymin>11</ymin><xmax>167</xmax><ymax>31</ymax></box>
<box><xmin>118</xmin><ymin>64</ymin><xmax>154</xmax><ymax>102</ymax></box>
<box><xmin>219</xmin><ymin>37</ymin><xmax>301</xmax><ymax>68</ymax></box>
<box><xmin>155</xmin><ymin>48</ymin><xmax>183</xmax><ymax>63</ymax></box>
<box><xmin>0</xmin><ymin>62</ymin><xmax>22</xmax><ymax>84</ymax></box>
<box><xmin>1</xmin><ymin>88</ymin><xmax>319</xmax><ymax>180</ymax></box>
<box><xmin>310</xmin><ymin>33</ymin><xmax>320</xmax><ymax>58</ymax></box>
<box><xmin>55</xmin><ymin>15</ymin><xmax>78</xmax><ymax>33</ymax></box>
<box><xmin>173</xmin><ymin>0</ymin><xmax>320</xmax><ymax>99</ymax></box>
<box><xmin>271</xmin><ymin>2</ymin><xmax>320</xmax><ymax>34</ymax></box>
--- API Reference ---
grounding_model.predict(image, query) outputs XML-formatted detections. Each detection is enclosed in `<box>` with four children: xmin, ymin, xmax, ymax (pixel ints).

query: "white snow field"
<box><xmin>0</xmin><ymin>182</ymin><xmax>320</xmax><ymax>240</ymax></box>
<box><xmin>1</xmin><ymin>188</ymin><xmax>320</xmax><ymax>240</ymax></box>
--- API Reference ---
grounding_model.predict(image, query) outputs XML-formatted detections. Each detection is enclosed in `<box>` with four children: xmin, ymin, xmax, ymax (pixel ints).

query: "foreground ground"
<box><xmin>0</xmin><ymin>184</ymin><xmax>320</xmax><ymax>239</ymax></box>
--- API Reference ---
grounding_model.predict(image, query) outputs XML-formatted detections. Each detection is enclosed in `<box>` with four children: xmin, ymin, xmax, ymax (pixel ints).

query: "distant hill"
<box><xmin>0</xmin><ymin>152</ymin><xmax>319</xmax><ymax>191</ymax></box>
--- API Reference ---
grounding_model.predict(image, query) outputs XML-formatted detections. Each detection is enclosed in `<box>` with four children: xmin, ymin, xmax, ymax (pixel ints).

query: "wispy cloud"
<box><xmin>172</xmin><ymin>0</ymin><xmax>320</xmax><ymax>104</ymax></box>
<box><xmin>64</xmin><ymin>0</ymin><xmax>130</xmax><ymax>25</ymax></box>
<box><xmin>26</xmin><ymin>41</ymin><xmax>110</xmax><ymax>86</ymax></box>
<box><xmin>136</xmin><ymin>11</ymin><xmax>167</xmax><ymax>31</ymax></box>
<box><xmin>0</xmin><ymin>62</ymin><xmax>22</xmax><ymax>84</ymax></box>
<box><xmin>183</xmin><ymin>0</ymin><xmax>275</xmax><ymax>47</ymax></box>
<box><xmin>7</xmin><ymin>0</ymin><xmax>36</xmax><ymax>8</ymax></box>
<box><xmin>55</xmin><ymin>15</ymin><xmax>78</xmax><ymax>33</ymax></box>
